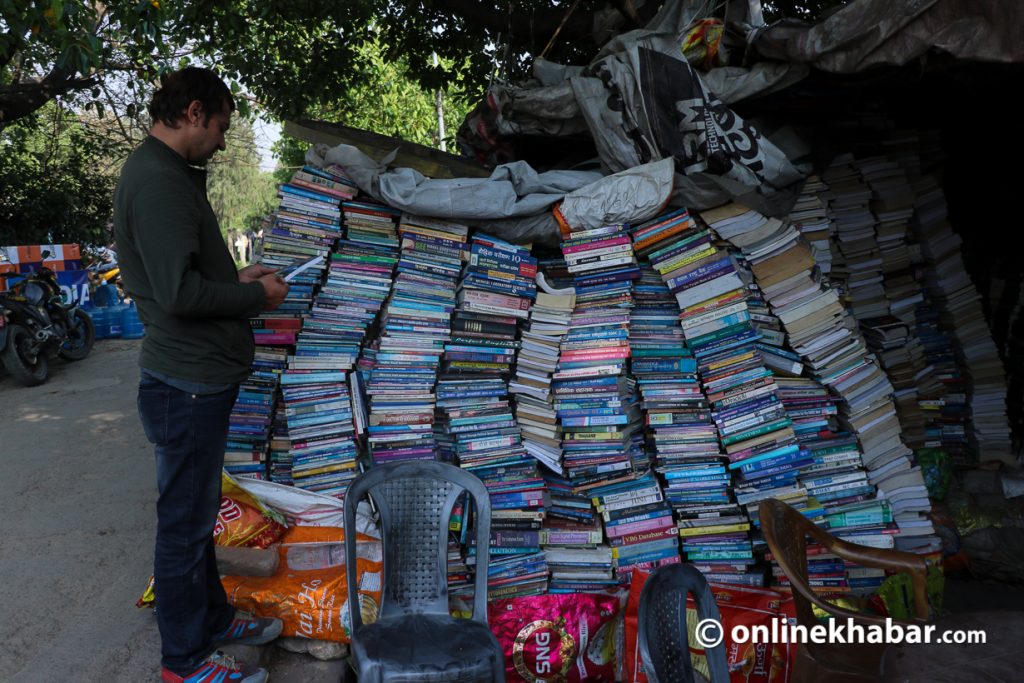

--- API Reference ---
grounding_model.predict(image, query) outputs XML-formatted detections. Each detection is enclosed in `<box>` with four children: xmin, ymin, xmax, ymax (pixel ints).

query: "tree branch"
<box><xmin>0</xmin><ymin>69</ymin><xmax>98</xmax><ymax>127</ymax></box>
<box><xmin>438</xmin><ymin>0</ymin><xmax>616</xmax><ymax>46</ymax></box>
<box><xmin>1</xmin><ymin>29</ymin><xmax>24</xmax><ymax>72</ymax></box>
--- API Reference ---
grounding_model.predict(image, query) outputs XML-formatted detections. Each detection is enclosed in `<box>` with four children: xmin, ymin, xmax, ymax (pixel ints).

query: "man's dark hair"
<box><xmin>147</xmin><ymin>67</ymin><xmax>235</xmax><ymax>128</ymax></box>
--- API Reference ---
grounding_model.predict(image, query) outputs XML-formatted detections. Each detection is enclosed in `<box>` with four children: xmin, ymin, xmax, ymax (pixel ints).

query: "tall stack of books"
<box><xmin>541</xmin><ymin>470</ymin><xmax>609</xmax><ymax>593</ymax></box>
<box><xmin>280</xmin><ymin>368</ymin><xmax>357</xmax><ymax>498</ymax></box>
<box><xmin>261</xmin><ymin>168</ymin><xmax>344</xmax><ymax>312</ymax></box>
<box><xmin>790</xmin><ymin>175</ymin><xmax>833</xmax><ymax>275</ymax></box>
<box><xmin>228</xmin><ymin>321</ymin><xmax>292</xmax><ymax>480</ymax></box>
<box><xmin>643</xmin><ymin>213</ymin><xmax>784</xmax><ymax>585</ymax></box>
<box><xmin>241</xmin><ymin>165</ymin><xmax>352</xmax><ymax>482</ymax></box>
<box><xmin>511</xmin><ymin>271</ymin><xmax>575</xmax><ymax>474</ymax></box>
<box><xmin>910</xmin><ymin>173</ymin><xmax>1013</xmax><ymax>465</ymax></box>
<box><xmin>365</xmin><ymin>215</ymin><xmax>467</xmax><ymax>464</ymax></box>
<box><xmin>705</xmin><ymin>203</ymin><xmax>939</xmax><ymax>556</ymax></box>
<box><xmin>860</xmin><ymin>156</ymin><xmax>920</xmax><ymax>321</ymax></box>
<box><xmin>820</xmin><ymin>155</ymin><xmax>888</xmax><ymax>320</ymax></box>
<box><xmin>433</xmin><ymin>233</ymin><xmax>548</xmax><ymax>597</ymax></box>
<box><xmin>225</xmin><ymin>365</ymin><xmax>280</xmax><ymax>480</ymax></box>
<box><xmin>268</xmin><ymin>392</ymin><xmax>292</xmax><ymax>484</ymax></box>
<box><xmin>550</xmin><ymin>222</ymin><xmax>646</xmax><ymax>586</ymax></box>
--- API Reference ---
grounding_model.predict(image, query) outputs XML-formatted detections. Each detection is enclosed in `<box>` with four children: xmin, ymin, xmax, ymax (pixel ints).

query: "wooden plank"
<box><xmin>284</xmin><ymin>118</ymin><xmax>491</xmax><ymax>180</ymax></box>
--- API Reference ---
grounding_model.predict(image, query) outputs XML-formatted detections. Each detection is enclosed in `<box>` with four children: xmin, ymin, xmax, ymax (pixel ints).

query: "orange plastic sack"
<box><xmin>214</xmin><ymin>472</ymin><xmax>287</xmax><ymax>548</ymax></box>
<box><xmin>624</xmin><ymin>570</ymin><xmax>795</xmax><ymax>683</ymax></box>
<box><xmin>220</xmin><ymin>526</ymin><xmax>383</xmax><ymax>643</ymax></box>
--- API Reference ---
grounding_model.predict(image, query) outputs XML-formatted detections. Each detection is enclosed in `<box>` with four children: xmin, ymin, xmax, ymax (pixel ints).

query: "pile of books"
<box><xmin>704</xmin><ymin>202</ymin><xmax>939</xmax><ymax>557</ymax></box>
<box><xmin>911</xmin><ymin>173</ymin><xmax>1013</xmax><ymax>465</ymax></box>
<box><xmin>511</xmin><ymin>276</ymin><xmax>575</xmax><ymax>474</ymax></box>
<box><xmin>365</xmin><ymin>215</ymin><xmax>467</xmax><ymax>464</ymax></box>
<box><xmin>438</xmin><ymin>234</ymin><xmax>549</xmax><ymax>596</ymax></box>
<box><xmin>789</xmin><ymin>175</ymin><xmax>833</xmax><ymax>275</ymax></box>
<box><xmin>280</xmin><ymin>368</ymin><xmax>357</xmax><ymax>498</ymax></box>
<box><xmin>225</xmin><ymin>364</ymin><xmax>281</xmax><ymax>480</ymax></box>
<box><xmin>261</xmin><ymin>167</ymin><xmax>345</xmax><ymax>312</ymax></box>
<box><xmin>820</xmin><ymin>155</ymin><xmax>888</xmax><ymax>320</ymax></box>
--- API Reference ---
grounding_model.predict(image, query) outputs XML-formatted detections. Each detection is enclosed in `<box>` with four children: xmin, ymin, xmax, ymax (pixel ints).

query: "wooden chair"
<box><xmin>759</xmin><ymin>498</ymin><xmax>931</xmax><ymax>683</ymax></box>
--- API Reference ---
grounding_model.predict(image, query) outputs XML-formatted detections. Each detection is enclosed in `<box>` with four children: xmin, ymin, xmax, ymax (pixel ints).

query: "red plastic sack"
<box><xmin>489</xmin><ymin>593</ymin><xmax>620</xmax><ymax>682</ymax></box>
<box><xmin>624</xmin><ymin>570</ymin><xmax>796</xmax><ymax>683</ymax></box>
<box><xmin>214</xmin><ymin>472</ymin><xmax>287</xmax><ymax>548</ymax></box>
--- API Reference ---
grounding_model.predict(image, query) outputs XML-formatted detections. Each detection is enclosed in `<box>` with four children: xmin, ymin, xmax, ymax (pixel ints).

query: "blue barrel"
<box><xmin>106</xmin><ymin>303</ymin><xmax>126</xmax><ymax>338</ymax></box>
<box><xmin>89</xmin><ymin>307</ymin><xmax>110</xmax><ymax>339</ymax></box>
<box><xmin>121</xmin><ymin>303</ymin><xmax>145</xmax><ymax>339</ymax></box>
<box><xmin>93</xmin><ymin>282</ymin><xmax>119</xmax><ymax>308</ymax></box>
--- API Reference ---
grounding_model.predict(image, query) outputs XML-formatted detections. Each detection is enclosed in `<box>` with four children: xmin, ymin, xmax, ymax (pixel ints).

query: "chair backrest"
<box><xmin>344</xmin><ymin>460</ymin><xmax>492</xmax><ymax>631</ymax></box>
<box><xmin>638</xmin><ymin>564</ymin><xmax>730</xmax><ymax>683</ymax></box>
<box><xmin>759</xmin><ymin>498</ymin><xmax>930</xmax><ymax>631</ymax></box>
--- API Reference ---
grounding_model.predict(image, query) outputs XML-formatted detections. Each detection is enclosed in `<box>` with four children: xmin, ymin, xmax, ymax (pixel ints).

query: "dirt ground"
<box><xmin>0</xmin><ymin>340</ymin><xmax>347</xmax><ymax>682</ymax></box>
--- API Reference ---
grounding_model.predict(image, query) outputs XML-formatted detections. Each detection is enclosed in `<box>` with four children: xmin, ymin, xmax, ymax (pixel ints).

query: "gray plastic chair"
<box><xmin>638</xmin><ymin>564</ymin><xmax>730</xmax><ymax>683</ymax></box>
<box><xmin>344</xmin><ymin>460</ymin><xmax>506</xmax><ymax>683</ymax></box>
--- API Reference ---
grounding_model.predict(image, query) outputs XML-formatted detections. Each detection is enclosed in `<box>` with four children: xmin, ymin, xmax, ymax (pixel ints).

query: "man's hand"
<box><xmin>238</xmin><ymin>264</ymin><xmax>276</xmax><ymax>284</ymax></box>
<box><xmin>258</xmin><ymin>273</ymin><xmax>289</xmax><ymax>311</ymax></box>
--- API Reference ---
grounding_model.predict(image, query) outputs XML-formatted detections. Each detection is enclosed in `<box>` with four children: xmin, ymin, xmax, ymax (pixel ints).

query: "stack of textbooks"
<box><xmin>224</xmin><ymin>366</ymin><xmax>280</xmax><ymax>480</ymax></box>
<box><xmin>911</xmin><ymin>172</ymin><xmax>1012</xmax><ymax>465</ymax></box>
<box><xmin>511</xmin><ymin>281</ymin><xmax>575</xmax><ymax>474</ymax></box>
<box><xmin>342</xmin><ymin>200</ymin><xmax>401</xmax><ymax>249</ymax></box>
<box><xmin>860</xmin><ymin>155</ymin><xmax>921</xmax><ymax>321</ymax></box>
<box><xmin>365</xmin><ymin>215</ymin><xmax>467</xmax><ymax>464</ymax></box>
<box><xmin>702</xmin><ymin>202</ymin><xmax>938</xmax><ymax>558</ymax></box>
<box><xmin>597</xmin><ymin>472</ymin><xmax>680</xmax><ymax>582</ymax></box>
<box><xmin>229</xmin><ymin>325</ymin><xmax>292</xmax><ymax>481</ymax></box>
<box><xmin>555</xmin><ymin>222</ymin><xmax>662</xmax><ymax>585</ymax></box>
<box><xmin>261</xmin><ymin>168</ymin><xmax>343</xmax><ymax>312</ymax></box>
<box><xmin>644</xmin><ymin>211</ymin><xmax>776</xmax><ymax>584</ymax></box>
<box><xmin>820</xmin><ymin>155</ymin><xmax>889</xmax><ymax>320</ymax></box>
<box><xmin>789</xmin><ymin>175</ymin><xmax>833</xmax><ymax>275</ymax></box>
<box><xmin>280</xmin><ymin>369</ymin><xmax>358</xmax><ymax>498</ymax></box>
<box><xmin>296</xmin><ymin>206</ymin><xmax>401</xmax><ymax>375</ymax></box>
<box><xmin>440</xmin><ymin>234</ymin><xmax>549</xmax><ymax>594</ymax></box>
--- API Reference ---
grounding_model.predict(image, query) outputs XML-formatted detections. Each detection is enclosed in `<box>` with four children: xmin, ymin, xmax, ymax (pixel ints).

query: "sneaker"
<box><xmin>212</xmin><ymin>610</ymin><xmax>283</xmax><ymax>646</ymax></box>
<box><xmin>161</xmin><ymin>651</ymin><xmax>267</xmax><ymax>683</ymax></box>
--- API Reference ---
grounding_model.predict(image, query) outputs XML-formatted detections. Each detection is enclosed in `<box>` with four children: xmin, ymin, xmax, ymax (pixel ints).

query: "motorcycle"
<box><xmin>0</xmin><ymin>251</ymin><xmax>95</xmax><ymax>386</ymax></box>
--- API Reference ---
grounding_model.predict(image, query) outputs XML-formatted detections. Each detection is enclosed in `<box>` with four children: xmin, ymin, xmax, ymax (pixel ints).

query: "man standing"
<box><xmin>115</xmin><ymin>67</ymin><xmax>288</xmax><ymax>683</ymax></box>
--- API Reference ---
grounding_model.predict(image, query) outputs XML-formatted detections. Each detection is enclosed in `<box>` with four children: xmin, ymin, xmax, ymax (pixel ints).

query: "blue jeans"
<box><xmin>138</xmin><ymin>374</ymin><xmax>240</xmax><ymax>674</ymax></box>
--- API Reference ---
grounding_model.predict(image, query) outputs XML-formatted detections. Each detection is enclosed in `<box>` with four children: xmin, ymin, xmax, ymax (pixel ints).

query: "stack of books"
<box><xmin>704</xmin><ymin>202</ymin><xmax>938</xmax><ymax>557</ymax></box>
<box><xmin>438</xmin><ymin>234</ymin><xmax>548</xmax><ymax>594</ymax></box>
<box><xmin>910</xmin><ymin>173</ymin><xmax>1013</xmax><ymax>465</ymax></box>
<box><xmin>365</xmin><ymin>215</ymin><xmax>467</xmax><ymax>464</ymax></box>
<box><xmin>644</xmin><ymin>214</ymin><xmax>777</xmax><ymax>584</ymax></box>
<box><xmin>821</xmin><ymin>155</ymin><xmax>889</xmax><ymax>320</ymax></box>
<box><xmin>261</xmin><ymin>168</ymin><xmax>344</xmax><ymax>312</ymax></box>
<box><xmin>229</xmin><ymin>327</ymin><xmax>291</xmax><ymax>481</ymax></box>
<box><xmin>224</xmin><ymin>366</ymin><xmax>280</xmax><ymax>480</ymax></box>
<box><xmin>597</xmin><ymin>472</ymin><xmax>680</xmax><ymax>582</ymax></box>
<box><xmin>550</xmin><ymin>222</ymin><xmax>645</xmax><ymax>585</ymax></box>
<box><xmin>511</xmin><ymin>278</ymin><xmax>575</xmax><ymax>474</ymax></box>
<box><xmin>789</xmin><ymin>175</ymin><xmax>833</xmax><ymax>275</ymax></box>
<box><xmin>280</xmin><ymin>369</ymin><xmax>357</xmax><ymax>498</ymax></box>
<box><xmin>268</xmin><ymin>393</ymin><xmax>292</xmax><ymax>484</ymax></box>
<box><xmin>342</xmin><ymin>199</ymin><xmax>401</xmax><ymax>249</ymax></box>
<box><xmin>860</xmin><ymin>156</ymin><xmax>920</xmax><ymax>321</ymax></box>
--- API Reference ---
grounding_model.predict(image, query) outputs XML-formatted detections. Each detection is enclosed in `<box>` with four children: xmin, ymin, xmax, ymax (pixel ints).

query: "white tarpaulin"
<box><xmin>309</xmin><ymin>145</ymin><xmax>676</xmax><ymax>246</ymax></box>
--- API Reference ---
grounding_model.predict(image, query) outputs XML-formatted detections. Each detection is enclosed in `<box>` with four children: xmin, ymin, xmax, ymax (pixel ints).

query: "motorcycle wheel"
<box><xmin>59</xmin><ymin>309</ymin><xmax>96</xmax><ymax>361</ymax></box>
<box><xmin>1</xmin><ymin>323</ymin><xmax>48</xmax><ymax>386</ymax></box>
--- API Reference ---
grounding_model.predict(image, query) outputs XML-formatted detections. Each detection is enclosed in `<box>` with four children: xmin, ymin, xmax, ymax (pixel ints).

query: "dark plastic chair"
<box><xmin>638</xmin><ymin>563</ymin><xmax>730</xmax><ymax>683</ymax></box>
<box><xmin>344</xmin><ymin>460</ymin><xmax>506</xmax><ymax>683</ymax></box>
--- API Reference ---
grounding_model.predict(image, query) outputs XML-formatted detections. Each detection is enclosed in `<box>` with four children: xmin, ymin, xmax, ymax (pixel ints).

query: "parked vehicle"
<box><xmin>0</xmin><ymin>251</ymin><xmax>94</xmax><ymax>386</ymax></box>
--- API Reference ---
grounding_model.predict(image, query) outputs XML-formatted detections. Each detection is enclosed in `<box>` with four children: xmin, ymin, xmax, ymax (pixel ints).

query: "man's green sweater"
<box><xmin>114</xmin><ymin>136</ymin><xmax>265</xmax><ymax>384</ymax></box>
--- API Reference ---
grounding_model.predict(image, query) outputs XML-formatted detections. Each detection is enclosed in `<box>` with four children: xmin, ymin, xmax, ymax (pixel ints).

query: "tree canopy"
<box><xmin>3</xmin><ymin>0</ymin><xmax>850</xmax><ymax>131</ymax></box>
